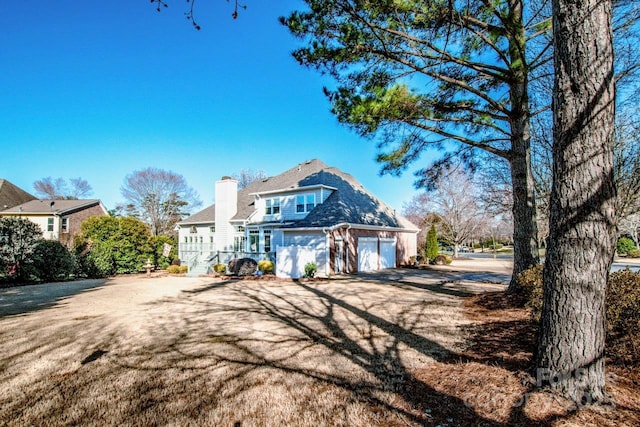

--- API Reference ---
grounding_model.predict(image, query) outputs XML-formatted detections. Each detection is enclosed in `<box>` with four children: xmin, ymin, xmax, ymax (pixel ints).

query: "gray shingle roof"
<box><xmin>178</xmin><ymin>204</ymin><xmax>216</xmax><ymax>224</ymax></box>
<box><xmin>0</xmin><ymin>179</ymin><xmax>36</xmax><ymax>211</ymax></box>
<box><xmin>179</xmin><ymin>159</ymin><xmax>417</xmax><ymax>230</ymax></box>
<box><xmin>1</xmin><ymin>199</ymin><xmax>103</xmax><ymax>215</ymax></box>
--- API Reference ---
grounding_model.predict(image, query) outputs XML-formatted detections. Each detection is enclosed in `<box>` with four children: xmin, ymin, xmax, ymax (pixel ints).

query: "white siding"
<box><xmin>251</xmin><ymin>188</ymin><xmax>334</xmax><ymax>224</ymax></box>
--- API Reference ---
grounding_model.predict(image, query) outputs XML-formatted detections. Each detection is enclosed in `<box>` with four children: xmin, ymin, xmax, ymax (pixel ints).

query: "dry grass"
<box><xmin>0</xmin><ymin>268</ymin><xmax>638</xmax><ymax>426</ymax></box>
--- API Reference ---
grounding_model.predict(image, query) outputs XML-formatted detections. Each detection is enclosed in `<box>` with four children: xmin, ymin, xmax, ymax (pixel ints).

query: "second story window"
<box><xmin>296</xmin><ymin>194</ymin><xmax>316</xmax><ymax>213</ymax></box>
<box><xmin>47</xmin><ymin>218</ymin><xmax>54</xmax><ymax>232</ymax></box>
<box><xmin>209</xmin><ymin>225</ymin><xmax>215</xmax><ymax>233</ymax></box>
<box><xmin>190</xmin><ymin>226</ymin><xmax>197</xmax><ymax>234</ymax></box>
<box><xmin>265</xmin><ymin>198</ymin><xmax>280</xmax><ymax>215</ymax></box>
<box><xmin>61</xmin><ymin>218</ymin><xmax>69</xmax><ymax>233</ymax></box>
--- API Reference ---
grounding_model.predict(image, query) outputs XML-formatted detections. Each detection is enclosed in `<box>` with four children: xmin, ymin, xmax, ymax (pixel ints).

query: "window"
<box><xmin>210</xmin><ymin>236</ymin><xmax>214</xmax><ymax>243</ymax></box>
<box><xmin>61</xmin><ymin>218</ymin><xmax>69</xmax><ymax>233</ymax></box>
<box><xmin>306</xmin><ymin>194</ymin><xmax>316</xmax><ymax>212</ymax></box>
<box><xmin>234</xmin><ymin>236</ymin><xmax>246</xmax><ymax>252</ymax></box>
<box><xmin>199</xmin><ymin>236</ymin><xmax>203</xmax><ymax>243</ymax></box>
<box><xmin>265</xmin><ymin>198</ymin><xmax>280</xmax><ymax>215</ymax></box>
<box><xmin>47</xmin><ymin>218</ymin><xmax>54</xmax><ymax>232</ymax></box>
<box><xmin>190</xmin><ymin>226</ymin><xmax>197</xmax><ymax>233</ymax></box>
<box><xmin>236</xmin><ymin>225</ymin><xmax>245</xmax><ymax>233</ymax></box>
<box><xmin>249</xmin><ymin>229</ymin><xmax>259</xmax><ymax>252</ymax></box>
<box><xmin>264</xmin><ymin>230</ymin><xmax>272</xmax><ymax>253</ymax></box>
<box><xmin>296</xmin><ymin>194</ymin><xmax>316</xmax><ymax>213</ymax></box>
<box><xmin>209</xmin><ymin>226</ymin><xmax>215</xmax><ymax>233</ymax></box>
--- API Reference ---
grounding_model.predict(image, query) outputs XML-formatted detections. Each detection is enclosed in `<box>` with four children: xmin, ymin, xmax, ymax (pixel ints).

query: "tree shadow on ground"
<box><xmin>4</xmin><ymin>277</ymin><xmax>625</xmax><ymax>426</ymax></box>
<box><xmin>0</xmin><ymin>279</ymin><xmax>108</xmax><ymax>318</ymax></box>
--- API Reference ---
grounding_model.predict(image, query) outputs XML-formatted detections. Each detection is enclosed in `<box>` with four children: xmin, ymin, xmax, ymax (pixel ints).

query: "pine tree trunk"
<box><xmin>507</xmin><ymin>0</ymin><xmax>540</xmax><ymax>292</ymax></box>
<box><xmin>536</xmin><ymin>0</ymin><xmax>616</xmax><ymax>405</ymax></box>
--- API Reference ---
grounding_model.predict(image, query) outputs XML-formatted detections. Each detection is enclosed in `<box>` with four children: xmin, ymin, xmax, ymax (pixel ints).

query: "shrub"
<box><xmin>617</xmin><ymin>237</ymin><xmax>637</xmax><ymax>255</ymax></box>
<box><xmin>516</xmin><ymin>264</ymin><xmax>544</xmax><ymax>320</ymax></box>
<box><xmin>606</xmin><ymin>269</ymin><xmax>640</xmax><ymax>363</ymax></box>
<box><xmin>304</xmin><ymin>262</ymin><xmax>317</xmax><ymax>278</ymax></box>
<box><xmin>258</xmin><ymin>259</ymin><xmax>274</xmax><ymax>274</ymax></box>
<box><xmin>0</xmin><ymin>217</ymin><xmax>42</xmax><ymax>281</ymax></box>
<box><xmin>179</xmin><ymin>265</ymin><xmax>188</xmax><ymax>274</ymax></box>
<box><xmin>167</xmin><ymin>265</ymin><xmax>181</xmax><ymax>274</ymax></box>
<box><xmin>213</xmin><ymin>263</ymin><xmax>226</xmax><ymax>274</ymax></box>
<box><xmin>425</xmin><ymin>225</ymin><xmax>439</xmax><ymax>261</ymax></box>
<box><xmin>432</xmin><ymin>254</ymin><xmax>452</xmax><ymax>265</ymax></box>
<box><xmin>30</xmin><ymin>240</ymin><xmax>75</xmax><ymax>282</ymax></box>
<box><xmin>74</xmin><ymin>240</ymin><xmax>117</xmax><ymax>278</ymax></box>
<box><xmin>517</xmin><ymin>265</ymin><xmax>640</xmax><ymax>363</ymax></box>
<box><xmin>628</xmin><ymin>249</ymin><xmax>640</xmax><ymax>258</ymax></box>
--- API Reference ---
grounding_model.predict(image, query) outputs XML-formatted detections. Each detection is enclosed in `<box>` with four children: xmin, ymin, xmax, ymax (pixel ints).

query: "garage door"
<box><xmin>358</xmin><ymin>238</ymin><xmax>378</xmax><ymax>272</ymax></box>
<box><xmin>380</xmin><ymin>238</ymin><xmax>396</xmax><ymax>269</ymax></box>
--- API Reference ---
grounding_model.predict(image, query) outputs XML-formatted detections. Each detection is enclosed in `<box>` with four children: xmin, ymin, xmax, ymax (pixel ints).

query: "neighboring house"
<box><xmin>178</xmin><ymin>159</ymin><xmax>418</xmax><ymax>278</ymax></box>
<box><xmin>0</xmin><ymin>199</ymin><xmax>109</xmax><ymax>248</ymax></box>
<box><xmin>0</xmin><ymin>179</ymin><xmax>36</xmax><ymax>210</ymax></box>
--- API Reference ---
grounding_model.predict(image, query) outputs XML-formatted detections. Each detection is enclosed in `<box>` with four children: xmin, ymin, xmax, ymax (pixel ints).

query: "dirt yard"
<box><xmin>0</xmin><ymin>261</ymin><xmax>638</xmax><ymax>426</ymax></box>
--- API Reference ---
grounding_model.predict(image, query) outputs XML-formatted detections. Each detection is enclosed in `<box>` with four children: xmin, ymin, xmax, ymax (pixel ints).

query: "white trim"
<box><xmin>283</xmin><ymin>223</ymin><xmax>419</xmax><ymax>233</ymax></box>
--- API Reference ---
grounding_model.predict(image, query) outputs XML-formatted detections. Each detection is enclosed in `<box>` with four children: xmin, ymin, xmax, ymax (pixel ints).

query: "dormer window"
<box><xmin>296</xmin><ymin>194</ymin><xmax>316</xmax><ymax>213</ymax></box>
<box><xmin>265</xmin><ymin>198</ymin><xmax>280</xmax><ymax>215</ymax></box>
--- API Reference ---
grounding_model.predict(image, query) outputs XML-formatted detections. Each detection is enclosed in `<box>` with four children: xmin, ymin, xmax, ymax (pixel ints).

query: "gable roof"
<box><xmin>181</xmin><ymin>159</ymin><xmax>417</xmax><ymax>231</ymax></box>
<box><xmin>1</xmin><ymin>199</ymin><xmax>105</xmax><ymax>216</ymax></box>
<box><xmin>0</xmin><ymin>179</ymin><xmax>36</xmax><ymax>211</ymax></box>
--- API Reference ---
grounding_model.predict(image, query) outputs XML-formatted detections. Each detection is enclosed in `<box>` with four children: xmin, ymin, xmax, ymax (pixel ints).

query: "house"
<box><xmin>177</xmin><ymin>159</ymin><xmax>418</xmax><ymax>278</ymax></box>
<box><xmin>0</xmin><ymin>199</ymin><xmax>109</xmax><ymax>248</ymax></box>
<box><xmin>0</xmin><ymin>179</ymin><xmax>36</xmax><ymax>210</ymax></box>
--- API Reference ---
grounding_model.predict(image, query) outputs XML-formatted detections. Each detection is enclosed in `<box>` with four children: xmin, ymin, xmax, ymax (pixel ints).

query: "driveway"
<box><xmin>0</xmin><ymin>268</ymin><xmax>508</xmax><ymax>426</ymax></box>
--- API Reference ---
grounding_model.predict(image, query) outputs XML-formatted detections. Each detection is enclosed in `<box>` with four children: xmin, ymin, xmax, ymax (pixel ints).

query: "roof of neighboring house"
<box><xmin>179</xmin><ymin>204</ymin><xmax>216</xmax><ymax>225</ymax></box>
<box><xmin>0</xmin><ymin>179</ymin><xmax>36</xmax><ymax>211</ymax></box>
<box><xmin>1</xmin><ymin>199</ymin><xmax>106</xmax><ymax>216</ymax></box>
<box><xmin>181</xmin><ymin>159</ymin><xmax>418</xmax><ymax>231</ymax></box>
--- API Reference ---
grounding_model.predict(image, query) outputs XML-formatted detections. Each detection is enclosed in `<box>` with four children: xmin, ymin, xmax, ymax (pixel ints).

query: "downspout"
<box><xmin>322</xmin><ymin>227</ymin><xmax>330</xmax><ymax>277</ymax></box>
<box><xmin>345</xmin><ymin>224</ymin><xmax>351</xmax><ymax>274</ymax></box>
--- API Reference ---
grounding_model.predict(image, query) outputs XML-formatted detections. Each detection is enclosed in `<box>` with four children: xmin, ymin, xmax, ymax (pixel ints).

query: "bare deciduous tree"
<box><xmin>33</xmin><ymin>177</ymin><xmax>93</xmax><ymax>200</ymax></box>
<box><xmin>119</xmin><ymin>167</ymin><xmax>202</xmax><ymax>236</ymax></box>
<box><xmin>232</xmin><ymin>168</ymin><xmax>268</xmax><ymax>190</ymax></box>
<box><xmin>415</xmin><ymin>169</ymin><xmax>488</xmax><ymax>258</ymax></box>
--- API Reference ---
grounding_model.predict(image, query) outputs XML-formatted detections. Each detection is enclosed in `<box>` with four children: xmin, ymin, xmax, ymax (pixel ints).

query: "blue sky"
<box><xmin>0</xmin><ymin>0</ymin><xmax>427</xmax><ymax>213</ymax></box>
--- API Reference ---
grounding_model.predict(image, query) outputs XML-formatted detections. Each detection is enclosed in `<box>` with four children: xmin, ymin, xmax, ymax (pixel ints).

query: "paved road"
<box><xmin>463</xmin><ymin>253</ymin><xmax>640</xmax><ymax>273</ymax></box>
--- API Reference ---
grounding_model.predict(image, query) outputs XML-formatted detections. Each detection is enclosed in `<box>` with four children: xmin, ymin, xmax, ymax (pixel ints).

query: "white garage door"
<box><xmin>380</xmin><ymin>238</ymin><xmax>396</xmax><ymax>269</ymax></box>
<box><xmin>276</xmin><ymin>246</ymin><xmax>317</xmax><ymax>279</ymax></box>
<box><xmin>358</xmin><ymin>238</ymin><xmax>378</xmax><ymax>272</ymax></box>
